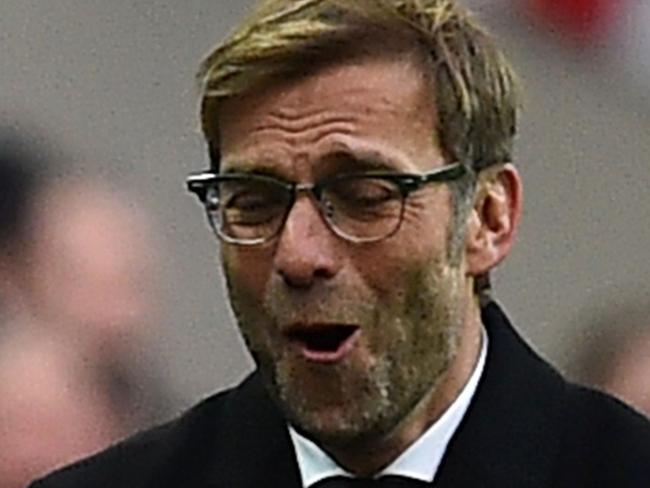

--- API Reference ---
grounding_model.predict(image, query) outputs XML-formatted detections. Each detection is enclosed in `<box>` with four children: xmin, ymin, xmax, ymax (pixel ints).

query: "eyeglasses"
<box><xmin>186</xmin><ymin>162</ymin><xmax>467</xmax><ymax>246</ymax></box>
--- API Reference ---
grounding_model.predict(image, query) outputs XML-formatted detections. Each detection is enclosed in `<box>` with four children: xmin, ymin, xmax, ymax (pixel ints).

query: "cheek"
<box><xmin>221</xmin><ymin>245</ymin><xmax>274</xmax><ymax>299</ymax></box>
<box><xmin>352</xmin><ymin>228</ymin><xmax>448</xmax><ymax>301</ymax></box>
<box><xmin>221</xmin><ymin>247</ymin><xmax>279</xmax><ymax>356</ymax></box>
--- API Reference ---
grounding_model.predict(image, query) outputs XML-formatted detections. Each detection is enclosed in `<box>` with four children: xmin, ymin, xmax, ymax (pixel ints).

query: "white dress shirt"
<box><xmin>289</xmin><ymin>328</ymin><xmax>488</xmax><ymax>487</ymax></box>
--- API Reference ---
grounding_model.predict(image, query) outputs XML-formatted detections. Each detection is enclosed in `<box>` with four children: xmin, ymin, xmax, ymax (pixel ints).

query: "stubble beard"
<box><xmin>224</xmin><ymin>256</ymin><xmax>464</xmax><ymax>449</ymax></box>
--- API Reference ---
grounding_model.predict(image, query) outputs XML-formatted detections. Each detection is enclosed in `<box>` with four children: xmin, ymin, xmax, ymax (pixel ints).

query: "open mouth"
<box><xmin>286</xmin><ymin>324</ymin><xmax>360</xmax><ymax>362</ymax></box>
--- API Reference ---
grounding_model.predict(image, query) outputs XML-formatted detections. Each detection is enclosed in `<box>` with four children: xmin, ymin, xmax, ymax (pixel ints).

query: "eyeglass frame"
<box><xmin>186</xmin><ymin>161</ymin><xmax>469</xmax><ymax>246</ymax></box>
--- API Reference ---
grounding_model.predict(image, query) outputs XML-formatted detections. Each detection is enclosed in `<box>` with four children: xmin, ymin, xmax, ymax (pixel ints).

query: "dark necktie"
<box><xmin>312</xmin><ymin>475</ymin><xmax>431</xmax><ymax>487</ymax></box>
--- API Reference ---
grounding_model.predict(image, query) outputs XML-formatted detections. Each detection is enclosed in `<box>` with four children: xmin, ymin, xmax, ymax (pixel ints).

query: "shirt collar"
<box><xmin>289</xmin><ymin>327</ymin><xmax>488</xmax><ymax>487</ymax></box>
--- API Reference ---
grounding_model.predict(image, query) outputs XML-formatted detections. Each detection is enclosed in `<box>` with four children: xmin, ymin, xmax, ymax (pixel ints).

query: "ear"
<box><xmin>464</xmin><ymin>163</ymin><xmax>523</xmax><ymax>276</ymax></box>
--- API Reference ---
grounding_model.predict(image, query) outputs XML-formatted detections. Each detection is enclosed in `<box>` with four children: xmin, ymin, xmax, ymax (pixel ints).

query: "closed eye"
<box><xmin>326</xmin><ymin>177</ymin><xmax>401</xmax><ymax>207</ymax></box>
<box><xmin>224</xmin><ymin>192</ymin><xmax>272</xmax><ymax>211</ymax></box>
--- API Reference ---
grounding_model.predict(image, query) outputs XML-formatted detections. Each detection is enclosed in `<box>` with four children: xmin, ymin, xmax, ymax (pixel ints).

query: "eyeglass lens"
<box><xmin>206</xmin><ymin>176</ymin><xmax>405</xmax><ymax>243</ymax></box>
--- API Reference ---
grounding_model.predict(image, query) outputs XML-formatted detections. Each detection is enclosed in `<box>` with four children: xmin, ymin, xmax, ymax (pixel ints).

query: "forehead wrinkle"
<box><xmin>252</xmin><ymin>111</ymin><xmax>358</xmax><ymax>138</ymax></box>
<box><xmin>257</xmin><ymin>71</ymin><xmax>414</xmax><ymax>127</ymax></box>
<box><xmin>240</xmin><ymin>111</ymin><xmax>360</xmax><ymax>176</ymax></box>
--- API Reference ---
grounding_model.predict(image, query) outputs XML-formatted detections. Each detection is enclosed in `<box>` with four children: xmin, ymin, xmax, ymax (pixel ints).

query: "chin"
<box><xmin>287</xmin><ymin>403</ymin><xmax>396</xmax><ymax>449</ymax></box>
<box><xmin>275</xmin><ymin>375</ymin><xmax>412</xmax><ymax>450</ymax></box>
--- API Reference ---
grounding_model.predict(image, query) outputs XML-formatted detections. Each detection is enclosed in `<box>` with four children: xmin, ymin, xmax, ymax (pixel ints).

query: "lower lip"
<box><xmin>292</xmin><ymin>329</ymin><xmax>361</xmax><ymax>364</ymax></box>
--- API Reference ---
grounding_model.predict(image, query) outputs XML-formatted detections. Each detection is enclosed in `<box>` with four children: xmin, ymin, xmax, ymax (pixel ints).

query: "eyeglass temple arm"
<box><xmin>398</xmin><ymin>162</ymin><xmax>469</xmax><ymax>193</ymax></box>
<box><xmin>187</xmin><ymin>172</ymin><xmax>219</xmax><ymax>201</ymax></box>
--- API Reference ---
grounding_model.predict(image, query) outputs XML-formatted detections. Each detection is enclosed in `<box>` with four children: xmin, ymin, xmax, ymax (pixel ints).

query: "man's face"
<box><xmin>217</xmin><ymin>54</ymin><xmax>471</xmax><ymax>447</ymax></box>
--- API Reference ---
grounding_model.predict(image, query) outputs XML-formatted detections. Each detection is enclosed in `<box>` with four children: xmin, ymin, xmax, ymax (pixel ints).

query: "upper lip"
<box><xmin>283</xmin><ymin>322</ymin><xmax>360</xmax><ymax>336</ymax></box>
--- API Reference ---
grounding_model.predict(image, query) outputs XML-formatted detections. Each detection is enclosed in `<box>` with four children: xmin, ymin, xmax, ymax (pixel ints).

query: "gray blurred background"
<box><xmin>2</xmin><ymin>0</ymin><xmax>649</xmax><ymax>417</ymax></box>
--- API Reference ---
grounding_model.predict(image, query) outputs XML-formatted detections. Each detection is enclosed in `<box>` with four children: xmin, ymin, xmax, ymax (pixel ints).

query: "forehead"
<box><xmin>217</xmin><ymin>54</ymin><xmax>442</xmax><ymax>175</ymax></box>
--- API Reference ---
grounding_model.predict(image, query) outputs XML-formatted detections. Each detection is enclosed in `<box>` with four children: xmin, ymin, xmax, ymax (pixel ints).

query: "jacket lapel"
<box><xmin>434</xmin><ymin>302</ymin><xmax>564</xmax><ymax>487</ymax></box>
<box><xmin>205</xmin><ymin>374</ymin><xmax>303</xmax><ymax>488</ymax></box>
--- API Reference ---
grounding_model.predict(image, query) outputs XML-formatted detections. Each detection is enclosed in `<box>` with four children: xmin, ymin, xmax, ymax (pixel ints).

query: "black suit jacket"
<box><xmin>30</xmin><ymin>302</ymin><xmax>650</xmax><ymax>487</ymax></box>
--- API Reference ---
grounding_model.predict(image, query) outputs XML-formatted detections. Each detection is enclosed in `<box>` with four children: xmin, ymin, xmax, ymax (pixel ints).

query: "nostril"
<box><xmin>278</xmin><ymin>267</ymin><xmax>313</xmax><ymax>288</ymax></box>
<box><xmin>278</xmin><ymin>263</ymin><xmax>335</xmax><ymax>288</ymax></box>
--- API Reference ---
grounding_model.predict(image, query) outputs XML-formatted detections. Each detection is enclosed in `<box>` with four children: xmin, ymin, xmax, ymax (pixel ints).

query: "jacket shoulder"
<box><xmin>29</xmin><ymin>380</ymin><xmax>245</xmax><ymax>488</ymax></box>
<box><xmin>554</xmin><ymin>383</ymin><xmax>650</xmax><ymax>486</ymax></box>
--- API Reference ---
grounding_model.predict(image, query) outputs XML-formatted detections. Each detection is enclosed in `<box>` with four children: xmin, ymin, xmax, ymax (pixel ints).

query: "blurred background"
<box><xmin>1</xmin><ymin>0</ymin><xmax>649</xmax><ymax>484</ymax></box>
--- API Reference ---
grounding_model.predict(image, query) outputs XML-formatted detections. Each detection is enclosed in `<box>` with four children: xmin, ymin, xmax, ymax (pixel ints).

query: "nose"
<box><xmin>273</xmin><ymin>195</ymin><xmax>342</xmax><ymax>288</ymax></box>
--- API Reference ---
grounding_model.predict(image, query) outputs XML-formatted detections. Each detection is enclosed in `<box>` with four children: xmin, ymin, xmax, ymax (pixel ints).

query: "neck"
<box><xmin>323</xmin><ymin>297</ymin><xmax>484</xmax><ymax>477</ymax></box>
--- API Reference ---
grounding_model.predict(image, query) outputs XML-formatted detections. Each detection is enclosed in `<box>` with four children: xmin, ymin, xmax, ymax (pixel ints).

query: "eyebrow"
<box><xmin>326</xmin><ymin>151</ymin><xmax>394</xmax><ymax>173</ymax></box>
<box><xmin>319</xmin><ymin>143</ymin><xmax>410</xmax><ymax>176</ymax></box>
<box><xmin>220</xmin><ymin>162</ymin><xmax>285</xmax><ymax>178</ymax></box>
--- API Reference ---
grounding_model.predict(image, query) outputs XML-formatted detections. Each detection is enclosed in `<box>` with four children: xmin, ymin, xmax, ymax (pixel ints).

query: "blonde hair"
<box><xmin>197</xmin><ymin>0</ymin><xmax>520</xmax><ymax>174</ymax></box>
